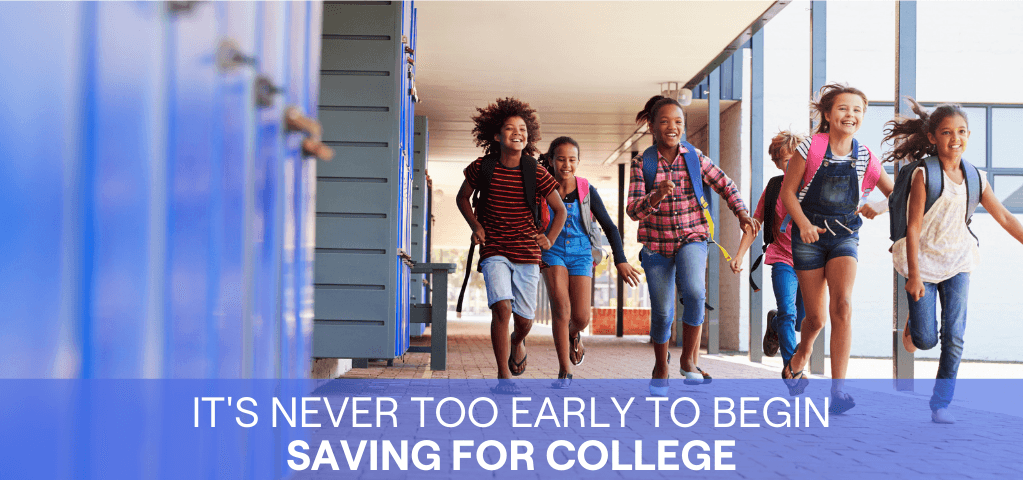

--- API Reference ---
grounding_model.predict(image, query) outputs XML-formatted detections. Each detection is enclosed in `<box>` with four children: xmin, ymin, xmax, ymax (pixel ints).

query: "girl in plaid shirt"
<box><xmin>627</xmin><ymin>96</ymin><xmax>758</xmax><ymax>395</ymax></box>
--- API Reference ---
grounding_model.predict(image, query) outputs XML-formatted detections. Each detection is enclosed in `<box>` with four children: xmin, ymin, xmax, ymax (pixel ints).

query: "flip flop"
<box><xmin>829</xmin><ymin>392</ymin><xmax>856</xmax><ymax>415</ymax></box>
<box><xmin>490</xmin><ymin>379</ymin><xmax>521</xmax><ymax>395</ymax></box>
<box><xmin>551</xmin><ymin>371</ymin><xmax>573</xmax><ymax>389</ymax></box>
<box><xmin>782</xmin><ymin>360</ymin><xmax>809</xmax><ymax>396</ymax></box>
<box><xmin>509</xmin><ymin>334</ymin><xmax>527</xmax><ymax>377</ymax></box>
<box><xmin>696</xmin><ymin>366</ymin><xmax>713</xmax><ymax>385</ymax></box>
<box><xmin>570</xmin><ymin>331</ymin><xmax>585</xmax><ymax>366</ymax></box>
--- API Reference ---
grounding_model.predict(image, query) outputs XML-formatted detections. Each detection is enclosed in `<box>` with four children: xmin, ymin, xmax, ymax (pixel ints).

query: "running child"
<box><xmin>627</xmin><ymin>95</ymin><xmax>759</xmax><ymax>395</ymax></box>
<box><xmin>729</xmin><ymin>131</ymin><xmax>807</xmax><ymax>367</ymax></box>
<box><xmin>537</xmin><ymin>137</ymin><xmax>642</xmax><ymax>388</ymax></box>
<box><xmin>456</xmin><ymin>98</ymin><xmax>567</xmax><ymax>391</ymax></box>
<box><xmin>778</xmin><ymin>84</ymin><xmax>894</xmax><ymax>413</ymax></box>
<box><xmin>883</xmin><ymin>98</ymin><xmax>1023</xmax><ymax>423</ymax></box>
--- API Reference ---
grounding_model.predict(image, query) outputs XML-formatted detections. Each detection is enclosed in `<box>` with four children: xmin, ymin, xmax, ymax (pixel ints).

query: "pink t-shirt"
<box><xmin>752</xmin><ymin>189</ymin><xmax>793</xmax><ymax>267</ymax></box>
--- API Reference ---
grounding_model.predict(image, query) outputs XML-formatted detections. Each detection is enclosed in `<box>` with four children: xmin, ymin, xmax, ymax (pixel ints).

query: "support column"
<box><xmin>749</xmin><ymin>30</ymin><xmax>765</xmax><ymax>363</ymax></box>
<box><xmin>809</xmin><ymin>0</ymin><xmax>826</xmax><ymax>375</ymax></box>
<box><xmin>617</xmin><ymin>162</ymin><xmax>627</xmax><ymax>337</ymax></box>
<box><xmin>706</xmin><ymin>66</ymin><xmax>721</xmax><ymax>355</ymax></box>
<box><xmin>893</xmin><ymin>0</ymin><xmax>916</xmax><ymax>390</ymax></box>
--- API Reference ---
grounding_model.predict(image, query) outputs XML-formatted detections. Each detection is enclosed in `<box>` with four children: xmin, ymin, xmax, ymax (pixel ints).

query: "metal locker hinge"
<box><xmin>217</xmin><ymin>39</ymin><xmax>257</xmax><ymax>73</ymax></box>
<box><xmin>397</xmin><ymin>249</ymin><xmax>416</xmax><ymax>268</ymax></box>
<box><xmin>284</xmin><ymin>106</ymin><xmax>334</xmax><ymax>161</ymax></box>
<box><xmin>255</xmin><ymin>75</ymin><xmax>283</xmax><ymax>108</ymax></box>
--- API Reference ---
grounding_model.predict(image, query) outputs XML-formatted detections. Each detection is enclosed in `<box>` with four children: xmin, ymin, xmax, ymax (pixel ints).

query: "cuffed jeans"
<box><xmin>906</xmin><ymin>272</ymin><xmax>969</xmax><ymax>411</ymax></box>
<box><xmin>640</xmin><ymin>241</ymin><xmax>707</xmax><ymax>344</ymax></box>
<box><xmin>770</xmin><ymin>263</ymin><xmax>804</xmax><ymax>364</ymax></box>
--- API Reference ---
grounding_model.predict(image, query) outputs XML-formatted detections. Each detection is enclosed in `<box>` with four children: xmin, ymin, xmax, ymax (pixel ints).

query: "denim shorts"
<box><xmin>479</xmin><ymin>255</ymin><xmax>540</xmax><ymax>319</ymax></box>
<box><xmin>542</xmin><ymin>237</ymin><xmax>593</xmax><ymax>277</ymax></box>
<box><xmin>791</xmin><ymin>221</ymin><xmax>859</xmax><ymax>271</ymax></box>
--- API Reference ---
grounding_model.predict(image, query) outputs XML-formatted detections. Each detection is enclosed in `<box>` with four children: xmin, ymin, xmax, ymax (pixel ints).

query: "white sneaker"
<box><xmin>931</xmin><ymin>408</ymin><xmax>956</xmax><ymax>424</ymax></box>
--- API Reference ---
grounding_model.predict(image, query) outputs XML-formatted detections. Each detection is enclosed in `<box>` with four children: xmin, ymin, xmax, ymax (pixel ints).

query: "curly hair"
<box><xmin>635</xmin><ymin>95</ymin><xmax>685</xmax><ymax>126</ymax></box>
<box><xmin>882</xmin><ymin>97</ymin><xmax>970</xmax><ymax>164</ymax></box>
<box><xmin>768</xmin><ymin>130</ymin><xmax>805</xmax><ymax>164</ymax></box>
<box><xmin>471</xmin><ymin>97</ymin><xmax>541</xmax><ymax>157</ymax></box>
<box><xmin>810</xmin><ymin>83</ymin><xmax>869</xmax><ymax>134</ymax></box>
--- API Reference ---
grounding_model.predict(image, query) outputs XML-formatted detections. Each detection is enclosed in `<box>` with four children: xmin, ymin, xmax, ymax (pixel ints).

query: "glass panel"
<box><xmin>992</xmin><ymin>108</ymin><xmax>1023</xmax><ymax>168</ymax></box>
<box><xmin>994</xmin><ymin>176</ymin><xmax>1023</xmax><ymax>210</ymax></box>
<box><xmin>961</xmin><ymin>107</ymin><xmax>987</xmax><ymax>167</ymax></box>
<box><xmin>859</xmin><ymin>105</ymin><xmax>894</xmax><ymax>160</ymax></box>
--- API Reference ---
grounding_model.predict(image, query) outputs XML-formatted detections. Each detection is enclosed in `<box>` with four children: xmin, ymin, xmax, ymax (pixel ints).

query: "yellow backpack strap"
<box><xmin>699</xmin><ymin>197</ymin><xmax>733</xmax><ymax>262</ymax></box>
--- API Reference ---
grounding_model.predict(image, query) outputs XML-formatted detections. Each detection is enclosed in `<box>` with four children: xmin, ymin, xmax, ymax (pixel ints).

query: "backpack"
<box><xmin>641</xmin><ymin>143</ymin><xmax>733</xmax><ymax>261</ymax></box>
<box><xmin>539</xmin><ymin>176</ymin><xmax>609</xmax><ymax>267</ymax></box>
<box><xmin>888</xmin><ymin>156</ymin><xmax>981</xmax><ymax>245</ymax></box>
<box><xmin>455</xmin><ymin>154</ymin><xmax>542</xmax><ymax>316</ymax></box>
<box><xmin>779</xmin><ymin>133</ymin><xmax>882</xmax><ymax>234</ymax></box>
<box><xmin>747</xmin><ymin>175</ymin><xmax>785</xmax><ymax>292</ymax></box>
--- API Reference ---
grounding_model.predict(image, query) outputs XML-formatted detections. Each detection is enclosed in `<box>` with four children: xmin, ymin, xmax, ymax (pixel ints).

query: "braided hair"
<box><xmin>882</xmin><ymin>97</ymin><xmax>970</xmax><ymax>163</ymax></box>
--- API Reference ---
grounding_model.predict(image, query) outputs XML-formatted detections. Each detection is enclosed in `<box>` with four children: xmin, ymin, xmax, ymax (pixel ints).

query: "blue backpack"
<box><xmin>888</xmin><ymin>156</ymin><xmax>982</xmax><ymax>245</ymax></box>
<box><xmin>641</xmin><ymin>142</ymin><xmax>732</xmax><ymax>261</ymax></box>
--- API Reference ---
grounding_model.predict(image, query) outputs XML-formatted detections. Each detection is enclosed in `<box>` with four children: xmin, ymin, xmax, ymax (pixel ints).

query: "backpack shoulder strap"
<box><xmin>860</xmin><ymin>141</ymin><xmax>882</xmax><ymax>194</ymax></box>
<box><xmin>763</xmin><ymin>175</ymin><xmax>785</xmax><ymax>247</ymax></box>
<box><xmin>802</xmin><ymin>133</ymin><xmax>831</xmax><ymax>188</ymax></box>
<box><xmin>577</xmin><ymin>176</ymin><xmax>590</xmax><ymax>202</ymax></box>
<box><xmin>923</xmin><ymin>156</ymin><xmax>944</xmax><ymax>213</ymax></box>
<box><xmin>963</xmin><ymin>159</ymin><xmax>982</xmax><ymax>222</ymax></box>
<box><xmin>642</xmin><ymin>146</ymin><xmax>658</xmax><ymax>193</ymax></box>
<box><xmin>680</xmin><ymin>141</ymin><xmax>706</xmax><ymax>205</ymax></box>
<box><xmin>520</xmin><ymin>155</ymin><xmax>540</xmax><ymax>229</ymax></box>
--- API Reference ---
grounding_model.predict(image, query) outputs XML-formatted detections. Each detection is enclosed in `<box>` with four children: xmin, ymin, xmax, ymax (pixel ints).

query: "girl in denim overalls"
<box><xmin>779</xmin><ymin>84</ymin><xmax>894</xmax><ymax>413</ymax></box>
<box><xmin>538</xmin><ymin>137</ymin><xmax>642</xmax><ymax>388</ymax></box>
<box><xmin>883</xmin><ymin>99</ymin><xmax>1023</xmax><ymax>423</ymax></box>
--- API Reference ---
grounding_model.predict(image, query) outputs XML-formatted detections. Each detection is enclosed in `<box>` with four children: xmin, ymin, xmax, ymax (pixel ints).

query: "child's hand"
<box><xmin>729</xmin><ymin>256</ymin><xmax>744</xmax><ymax>274</ymax></box>
<box><xmin>906</xmin><ymin>277</ymin><xmax>925</xmax><ymax>302</ymax></box>
<box><xmin>739</xmin><ymin>213</ymin><xmax>761</xmax><ymax>236</ymax></box>
<box><xmin>471</xmin><ymin>227</ymin><xmax>486</xmax><ymax>245</ymax></box>
<box><xmin>856</xmin><ymin>203</ymin><xmax>883</xmax><ymax>220</ymax></box>
<box><xmin>615</xmin><ymin>263</ymin><xmax>643</xmax><ymax>287</ymax></box>
<box><xmin>535</xmin><ymin>233</ymin><xmax>552</xmax><ymax>250</ymax></box>
<box><xmin>798</xmin><ymin>222</ymin><xmax>827</xmax><ymax>244</ymax></box>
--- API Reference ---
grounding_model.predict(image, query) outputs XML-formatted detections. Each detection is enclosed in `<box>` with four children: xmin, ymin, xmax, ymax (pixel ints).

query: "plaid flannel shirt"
<box><xmin>626</xmin><ymin>145</ymin><xmax>747</xmax><ymax>257</ymax></box>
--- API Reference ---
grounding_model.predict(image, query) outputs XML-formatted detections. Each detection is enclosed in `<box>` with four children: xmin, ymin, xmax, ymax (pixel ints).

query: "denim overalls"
<box><xmin>791</xmin><ymin>145</ymin><xmax>863</xmax><ymax>271</ymax></box>
<box><xmin>542</xmin><ymin>197</ymin><xmax>594</xmax><ymax>276</ymax></box>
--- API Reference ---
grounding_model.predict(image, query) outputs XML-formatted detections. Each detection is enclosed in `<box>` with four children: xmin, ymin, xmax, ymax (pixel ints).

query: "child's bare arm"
<box><xmin>729</xmin><ymin>227</ymin><xmax>759</xmax><ymax>274</ymax></box>
<box><xmin>980</xmin><ymin>182</ymin><xmax>1023</xmax><ymax>244</ymax></box>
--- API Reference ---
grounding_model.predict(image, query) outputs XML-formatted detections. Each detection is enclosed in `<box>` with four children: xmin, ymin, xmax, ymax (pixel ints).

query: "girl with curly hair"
<box><xmin>778</xmin><ymin>84</ymin><xmax>893</xmax><ymax>413</ymax></box>
<box><xmin>537</xmin><ymin>137</ymin><xmax>642</xmax><ymax>388</ymax></box>
<box><xmin>884</xmin><ymin>98</ymin><xmax>1023</xmax><ymax>423</ymax></box>
<box><xmin>627</xmin><ymin>95</ymin><xmax>759</xmax><ymax>396</ymax></box>
<box><xmin>456</xmin><ymin>98</ymin><xmax>567</xmax><ymax>392</ymax></box>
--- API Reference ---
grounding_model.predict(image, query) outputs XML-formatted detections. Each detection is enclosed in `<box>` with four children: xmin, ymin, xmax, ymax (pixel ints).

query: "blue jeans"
<box><xmin>640</xmin><ymin>242</ymin><xmax>707</xmax><ymax>344</ymax></box>
<box><xmin>906</xmin><ymin>272</ymin><xmax>970</xmax><ymax>411</ymax></box>
<box><xmin>770</xmin><ymin>263</ymin><xmax>804</xmax><ymax>364</ymax></box>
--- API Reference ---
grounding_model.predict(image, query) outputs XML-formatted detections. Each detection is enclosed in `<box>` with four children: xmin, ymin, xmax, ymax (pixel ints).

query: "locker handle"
<box><xmin>285</xmin><ymin>107</ymin><xmax>334</xmax><ymax>161</ymax></box>
<box><xmin>404</xmin><ymin>46</ymin><xmax>414</xmax><ymax>56</ymax></box>
<box><xmin>406</xmin><ymin>57</ymin><xmax>415</xmax><ymax>66</ymax></box>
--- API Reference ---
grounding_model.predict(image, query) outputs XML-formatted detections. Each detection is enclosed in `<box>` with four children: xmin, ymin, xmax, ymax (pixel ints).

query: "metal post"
<box><xmin>809</xmin><ymin>0</ymin><xmax>827</xmax><ymax>375</ymax></box>
<box><xmin>706</xmin><ymin>66</ymin><xmax>721</xmax><ymax>355</ymax></box>
<box><xmin>894</xmin><ymin>0</ymin><xmax>917</xmax><ymax>390</ymax></box>
<box><xmin>749</xmin><ymin>29</ymin><xmax>765</xmax><ymax>363</ymax></box>
<box><xmin>617</xmin><ymin>162</ymin><xmax>627</xmax><ymax>337</ymax></box>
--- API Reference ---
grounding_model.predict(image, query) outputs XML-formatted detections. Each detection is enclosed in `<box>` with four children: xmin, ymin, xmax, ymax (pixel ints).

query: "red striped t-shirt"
<box><xmin>464</xmin><ymin>157</ymin><xmax>558</xmax><ymax>266</ymax></box>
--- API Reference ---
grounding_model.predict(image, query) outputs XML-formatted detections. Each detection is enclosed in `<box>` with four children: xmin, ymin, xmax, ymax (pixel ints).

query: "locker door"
<box><xmin>0</xmin><ymin>2</ymin><xmax>83</xmax><ymax>380</ymax></box>
<box><xmin>88</xmin><ymin>1</ymin><xmax>167</xmax><ymax>379</ymax></box>
<box><xmin>252</xmin><ymin>1</ymin><xmax>288</xmax><ymax>379</ymax></box>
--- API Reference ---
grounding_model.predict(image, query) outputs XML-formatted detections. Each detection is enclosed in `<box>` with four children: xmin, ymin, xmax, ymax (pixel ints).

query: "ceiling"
<box><xmin>412</xmin><ymin>1</ymin><xmax>778</xmax><ymax>247</ymax></box>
